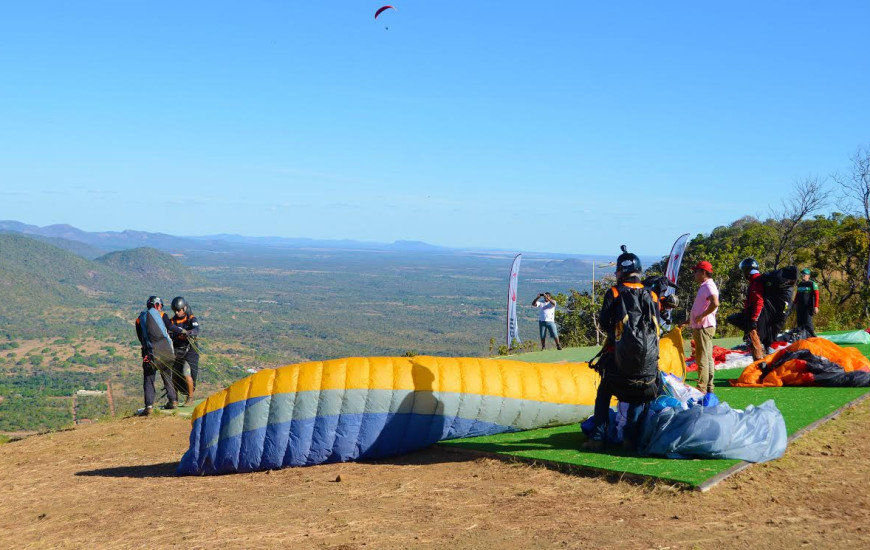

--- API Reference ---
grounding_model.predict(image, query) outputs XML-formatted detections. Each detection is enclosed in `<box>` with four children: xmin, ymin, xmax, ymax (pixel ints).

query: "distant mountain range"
<box><xmin>0</xmin><ymin>220</ymin><xmax>662</xmax><ymax>263</ymax></box>
<box><xmin>0</xmin><ymin>221</ymin><xmax>210</xmax><ymax>256</ymax></box>
<box><xmin>0</xmin><ymin>221</ymin><xmax>459</xmax><ymax>256</ymax></box>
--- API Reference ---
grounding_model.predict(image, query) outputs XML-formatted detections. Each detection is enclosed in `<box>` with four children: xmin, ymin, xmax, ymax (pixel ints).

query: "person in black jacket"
<box><xmin>135</xmin><ymin>296</ymin><xmax>182</xmax><ymax>415</ymax></box>
<box><xmin>583</xmin><ymin>246</ymin><xmax>660</xmax><ymax>452</ymax></box>
<box><xmin>169</xmin><ymin>296</ymin><xmax>201</xmax><ymax>406</ymax></box>
<box><xmin>793</xmin><ymin>268</ymin><xmax>819</xmax><ymax>338</ymax></box>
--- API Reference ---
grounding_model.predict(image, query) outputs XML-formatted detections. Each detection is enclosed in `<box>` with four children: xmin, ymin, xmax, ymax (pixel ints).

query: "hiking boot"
<box><xmin>137</xmin><ymin>406</ymin><xmax>153</xmax><ymax>417</ymax></box>
<box><xmin>557</xmin><ymin>345</ymin><xmax>562</xmax><ymax>350</ymax></box>
<box><xmin>164</xmin><ymin>401</ymin><xmax>178</xmax><ymax>410</ymax></box>
<box><xmin>581</xmin><ymin>439</ymin><xmax>604</xmax><ymax>452</ymax></box>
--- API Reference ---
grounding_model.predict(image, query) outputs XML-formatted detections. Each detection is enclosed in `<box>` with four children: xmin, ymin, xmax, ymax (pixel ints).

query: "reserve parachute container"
<box><xmin>137</xmin><ymin>308</ymin><xmax>174</xmax><ymax>368</ymax></box>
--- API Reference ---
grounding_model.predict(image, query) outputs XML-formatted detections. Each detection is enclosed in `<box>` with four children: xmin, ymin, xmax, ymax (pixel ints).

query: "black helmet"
<box><xmin>171</xmin><ymin>296</ymin><xmax>187</xmax><ymax>314</ymax></box>
<box><xmin>661</xmin><ymin>294</ymin><xmax>679</xmax><ymax>309</ymax></box>
<box><xmin>616</xmin><ymin>245</ymin><xmax>642</xmax><ymax>280</ymax></box>
<box><xmin>738</xmin><ymin>257</ymin><xmax>759</xmax><ymax>277</ymax></box>
<box><xmin>146</xmin><ymin>296</ymin><xmax>162</xmax><ymax>309</ymax></box>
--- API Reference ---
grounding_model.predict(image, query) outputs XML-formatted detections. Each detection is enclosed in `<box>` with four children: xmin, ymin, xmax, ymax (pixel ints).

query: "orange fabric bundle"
<box><xmin>731</xmin><ymin>337</ymin><xmax>870</xmax><ymax>387</ymax></box>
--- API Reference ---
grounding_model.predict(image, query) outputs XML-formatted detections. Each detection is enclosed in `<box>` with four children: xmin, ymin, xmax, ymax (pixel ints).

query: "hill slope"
<box><xmin>0</xmin><ymin>229</ymin><xmax>106</xmax><ymax>259</ymax></box>
<box><xmin>0</xmin><ymin>235</ymin><xmax>202</xmax><ymax>337</ymax></box>
<box><xmin>0</xmin><ymin>233</ymin><xmax>132</xmax><ymax>304</ymax></box>
<box><xmin>95</xmin><ymin>247</ymin><xmax>201</xmax><ymax>287</ymax></box>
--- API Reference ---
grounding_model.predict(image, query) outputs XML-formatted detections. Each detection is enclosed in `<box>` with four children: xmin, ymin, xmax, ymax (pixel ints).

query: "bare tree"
<box><xmin>833</xmin><ymin>145</ymin><xmax>870</xmax><ymax>233</ymax></box>
<box><xmin>833</xmin><ymin>145</ymin><xmax>870</xmax><ymax>310</ymax></box>
<box><xmin>769</xmin><ymin>176</ymin><xmax>829</xmax><ymax>268</ymax></box>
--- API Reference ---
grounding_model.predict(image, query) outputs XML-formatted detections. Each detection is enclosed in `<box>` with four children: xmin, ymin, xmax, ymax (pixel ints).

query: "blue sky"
<box><xmin>0</xmin><ymin>1</ymin><xmax>867</xmax><ymax>255</ymax></box>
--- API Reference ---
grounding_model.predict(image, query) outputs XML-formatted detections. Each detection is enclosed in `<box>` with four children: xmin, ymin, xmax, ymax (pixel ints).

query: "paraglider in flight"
<box><xmin>374</xmin><ymin>5</ymin><xmax>395</xmax><ymax>19</ymax></box>
<box><xmin>375</xmin><ymin>5</ymin><xmax>395</xmax><ymax>29</ymax></box>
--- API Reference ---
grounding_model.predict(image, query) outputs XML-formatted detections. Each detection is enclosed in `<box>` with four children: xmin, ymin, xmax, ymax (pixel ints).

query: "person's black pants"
<box><xmin>143</xmin><ymin>360</ymin><xmax>177</xmax><ymax>407</ymax></box>
<box><xmin>796</xmin><ymin>309</ymin><xmax>816</xmax><ymax>338</ymax></box>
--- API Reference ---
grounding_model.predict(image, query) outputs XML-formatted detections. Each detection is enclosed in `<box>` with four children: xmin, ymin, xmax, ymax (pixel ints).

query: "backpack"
<box><xmin>611</xmin><ymin>284</ymin><xmax>660</xmax><ymax>380</ymax></box>
<box><xmin>760</xmin><ymin>266</ymin><xmax>798</xmax><ymax>325</ymax></box>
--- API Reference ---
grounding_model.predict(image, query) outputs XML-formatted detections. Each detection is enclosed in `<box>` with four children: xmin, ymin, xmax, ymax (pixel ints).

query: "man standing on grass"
<box><xmin>794</xmin><ymin>268</ymin><xmax>819</xmax><ymax>339</ymax></box>
<box><xmin>690</xmin><ymin>261</ymin><xmax>719</xmax><ymax>394</ymax></box>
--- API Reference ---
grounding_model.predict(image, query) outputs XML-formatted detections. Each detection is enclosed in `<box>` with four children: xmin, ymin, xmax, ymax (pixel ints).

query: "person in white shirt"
<box><xmin>532</xmin><ymin>292</ymin><xmax>562</xmax><ymax>350</ymax></box>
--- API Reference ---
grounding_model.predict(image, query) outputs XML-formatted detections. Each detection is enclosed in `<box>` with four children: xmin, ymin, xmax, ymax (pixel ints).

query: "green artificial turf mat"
<box><xmin>442</xmin><ymin>336</ymin><xmax>870</xmax><ymax>488</ymax></box>
<box><xmin>439</xmin><ymin>423</ymin><xmax>742</xmax><ymax>487</ymax></box>
<box><xmin>156</xmin><ymin>399</ymin><xmax>204</xmax><ymax>418</ymax></box>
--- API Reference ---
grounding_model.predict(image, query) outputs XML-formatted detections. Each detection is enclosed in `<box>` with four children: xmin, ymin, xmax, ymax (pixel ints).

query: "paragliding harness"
<box><xmin>591</xmin><ymin>284</ymin><xmax>661</xmax><ymax>404</ymax></box>
<box><xmin>758</xmin><ymin>266</ymin><xmax>798</xmax><ymax>344</ymax></box>
<box><xmin>611</xmin><ymin>284</ymin><xmax>660</xmax><ymax>390</ymax></box>
<box><xmin>137</xmin><ymin>309</ymin><xmax>175</xmax><ymax>370</ymax></box>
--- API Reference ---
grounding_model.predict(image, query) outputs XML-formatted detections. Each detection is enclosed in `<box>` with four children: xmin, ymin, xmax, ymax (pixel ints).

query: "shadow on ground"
<box><xmin>76</xmin><ymin>462</ymin><xmax>178</xmax><ymax>478</ymax></box>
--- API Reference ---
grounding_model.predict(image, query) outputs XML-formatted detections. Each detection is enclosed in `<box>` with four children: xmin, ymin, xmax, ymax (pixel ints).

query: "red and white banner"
<box><xmin>507</xmin><ymin>253</ymin><xmax>522</xmax><ymax>347</ymax></box>
<box><xmin>665</xmin><ymin>233</ymin><xmax>691</xmax><ymax>295</ymax></box>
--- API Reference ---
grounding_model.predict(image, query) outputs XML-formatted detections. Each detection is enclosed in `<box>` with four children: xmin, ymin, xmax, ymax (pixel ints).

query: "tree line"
<box><xmin>554</xmin><ymin>145</ymin><xmax>870</xmax><ymax>345</ymax></box>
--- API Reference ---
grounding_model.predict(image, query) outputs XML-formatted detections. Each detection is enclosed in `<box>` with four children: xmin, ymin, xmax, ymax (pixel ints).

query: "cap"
<box><xmin>801</xmin><ymin>268</ymin><xmax>811</xmax><ymax>275</ymax></box>
<box><xmin>692</xmin><ymin>261</ymin><xmax>713</xmax><ymax>274</ymax></box>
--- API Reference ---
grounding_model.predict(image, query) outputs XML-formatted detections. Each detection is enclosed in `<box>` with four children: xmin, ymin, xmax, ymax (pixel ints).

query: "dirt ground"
<box><xmin>2</xmin><ymin>400</ymin><xmax>870</xmax><ymax>549</ymax></box>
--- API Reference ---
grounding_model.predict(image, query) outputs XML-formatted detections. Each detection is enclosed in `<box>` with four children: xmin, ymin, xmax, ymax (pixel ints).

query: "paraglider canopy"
<box><xmin>374</xmin><ymin>5</ymin><xmax>395</xmax><ymax>19</ymax></box>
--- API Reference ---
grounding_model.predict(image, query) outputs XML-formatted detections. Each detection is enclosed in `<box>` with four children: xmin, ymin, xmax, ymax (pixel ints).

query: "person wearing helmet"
<box><xmin>657</xmin><ymin>293</ymin><xmax>680</xmax><ymax>331</ymax></box>
<box><xmin>134</xmin><ymin>296</ymin><xmax>181</xmax><ymax>415</ymax></box>
<box><xmin>583</xmin><ymin>246</ymin><xmax>660</xmax><ymax>452</ymax></box>
<box><xmin>169</xmin><ymin>296</ymin><xmax>201</xmax><ymax>406</ymax></box>
<box><xmin>660</xmin><ymin>293</ymin><xmax>679</xmax><ymax>310</ymax></box>
<box><xmin>793</xmin><ymin>268</ymin><xmax>819</xmax><ymax>339</ymax></box>
<box><xmin>726</xmin><ymin>258</ymin><xmax>765</xmax><ymax>361</ymax></box>
<box><xmin>643</xmin><ymin>275</ymin><xmax>679</xmax><ymax>330</ymax></box>
<box><xmin>690</xmin><ymin>261</ymin><xmax>719</xmax><ymax>394</ymax></box>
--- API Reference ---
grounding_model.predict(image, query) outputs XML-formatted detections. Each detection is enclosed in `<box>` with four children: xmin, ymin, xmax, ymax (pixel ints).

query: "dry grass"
<box><xmin>2</xmin><ymin>400</ymin><xmax>870</xmax><ymax>549</ymax></box>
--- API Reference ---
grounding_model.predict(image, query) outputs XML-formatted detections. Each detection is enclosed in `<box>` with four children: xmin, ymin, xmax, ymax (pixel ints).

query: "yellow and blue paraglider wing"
<box><xmin>177</xmin><ymin>356</ymin><xmax>600</xmax><ymax>475</ymax></box>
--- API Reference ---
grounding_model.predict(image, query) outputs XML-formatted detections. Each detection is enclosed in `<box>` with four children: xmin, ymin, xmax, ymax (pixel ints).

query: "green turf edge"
<box><xmin>440</xmin><ymin>336</ymin><xmax>870</xmax><ymax>488</ymax></box>
<box><xmin>155</xmin><ymin>398</ymin><xmax>204</xmax><ymax>418</ymax></box>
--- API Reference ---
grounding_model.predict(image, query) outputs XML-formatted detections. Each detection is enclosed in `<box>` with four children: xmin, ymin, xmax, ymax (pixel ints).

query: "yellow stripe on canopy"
<box><xmin>193</xmin><ymin>356</ymin><xmax>600</xmax><ymax>420</ymax></box>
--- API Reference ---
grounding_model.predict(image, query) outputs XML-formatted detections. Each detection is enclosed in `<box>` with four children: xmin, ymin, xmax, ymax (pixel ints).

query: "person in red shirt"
<box><xmin>726</xmin><ymin>258</ymin><xmax>765</xmax><ymax>361</ymax></box>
